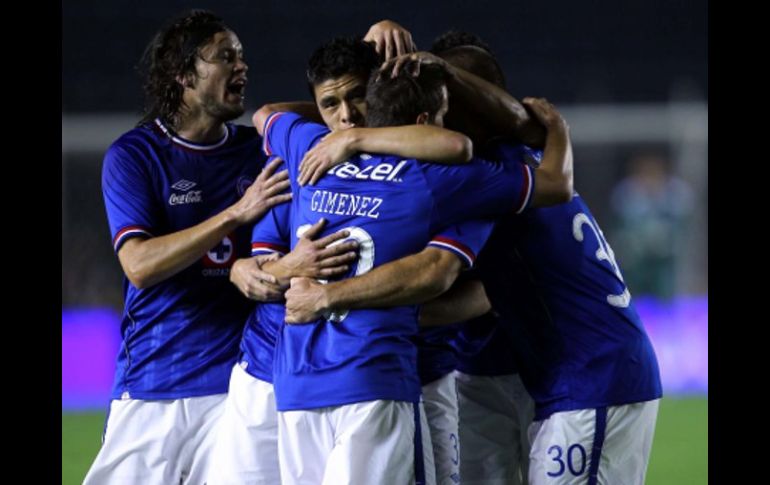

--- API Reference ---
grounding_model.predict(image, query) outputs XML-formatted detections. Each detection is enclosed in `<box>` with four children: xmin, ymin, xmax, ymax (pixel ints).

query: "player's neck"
<box><xmin>174</xmin><ymin>113</ymin><xmax>227</xmax><ymax>144</ymax></box>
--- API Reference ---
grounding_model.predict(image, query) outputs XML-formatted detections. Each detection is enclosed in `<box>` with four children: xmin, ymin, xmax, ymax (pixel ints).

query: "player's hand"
<box><xmin>229</xmin><ymin>254</ymin><xmax>284</xmax><ymax>301</ymax></box>
<box><xmin>299</xmin><ymin>130</ymin><xmax>357</xmax><ymax>186</ymax></box>
<box><xmin>364</xmin><ymin>20</ymin><xmax>417</xmax><ymax>61</ymax></box>
<box><xmin>521</xmin><ymin>97</ymin><xmax>569</xmax><ymax>133</ymax></box>
<box><xmin>276</xmin><ymin>218</ymin><xmax>358</xmax><ymax>285</ymax></box>
<box><xmin>285</xmin><ymin>277</ymin><xmax>329</xmax><ymax>323</ymax></box>
<box><xmin>379</xmin><ymin>51</ymin><xmax>448</xmax><ymax>80</ymax></box>
<box><xmin>230</xmin><ymin>158</ymin><xmax>292</xmax><ymax>224</ymax></box>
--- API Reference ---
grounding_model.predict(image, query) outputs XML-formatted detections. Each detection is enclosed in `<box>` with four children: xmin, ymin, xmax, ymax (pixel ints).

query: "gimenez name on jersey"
<box><xmin>307</xmin><ymin>156</ymin><xmax>408</xmax><ymax>220</ymax></box>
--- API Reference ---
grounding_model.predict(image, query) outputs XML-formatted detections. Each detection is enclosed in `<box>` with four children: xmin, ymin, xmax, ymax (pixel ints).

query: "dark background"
<box><xmin>63</xmin><ymin>0</ymin><xmax>707</xmax><ymax>113</ymax></box>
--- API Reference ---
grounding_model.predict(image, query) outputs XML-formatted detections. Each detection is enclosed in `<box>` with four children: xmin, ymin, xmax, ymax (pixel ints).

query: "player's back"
<box><xmin>478</xmin><ymin>194</ymin><xmax>662</xmax><ymax>419</ymax></box>
<box><xmin>274</xmin><ymin>153</ymin><xmax>437</xmax><ymax>410</ymax></box>
<box><xmin>262</xmin><ymin>112</ymin><xmax>533</xmax><ymax>411</ymax></box>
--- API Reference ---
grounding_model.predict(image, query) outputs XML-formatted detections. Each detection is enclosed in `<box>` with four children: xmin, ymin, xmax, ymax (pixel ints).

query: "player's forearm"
<box><xmin>324</xmin><ymin>248</ymin><xmax>462</xmax><ymax>311</ymax></box>
<box><xmin>118</xmin><ymin>209</ymin><xmax>241</xmax><ymax>289</ymax></box>
<box><xmin>446</xmin><ymin>65</ymin><xmax>546</xmax><ymax>148</ymax></box>
<box><xmin>253</xmin><ymin>102</ymin><xmax>322</xmax><ymax>136</ymax></box>
<box><xmin>267</xmin><ymin>102</ymin><xmax>322</xmax><ymax>124</ymax></box>
<box><xmin>530</xmin><ymin>123</ymin><xmax>574</xmax><ymax>207</ymax></box>
<box><xmin>348</xmin><ymin>126</ymin><xmax>473</xmax><ymax>164</ymax></box>
<box><xmin>419</xmin><ymin>279</ymin><xmax>491</xmax><ymax>326</ymax></box>
<box><xmin>260</xmin><ymin>258</ymin><xmax>295</xmax><ymax>289</ymax></box>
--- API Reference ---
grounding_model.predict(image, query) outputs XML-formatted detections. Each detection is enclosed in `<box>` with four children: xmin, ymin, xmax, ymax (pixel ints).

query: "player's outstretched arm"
<box><xmin>229</xmin><ymin>254</ymin><xmax>285</xmax><ymax>301</ymax></box>
<box><xmin>382</xmin><ymin>51</ymin><xmax>546</xmax><ymax>147</ymax></box>
<box><xmin>284</xmin><ymin>247</ymin><xmax>462</xmax><ymax>323</ymax></box>
<box><xmin>117</xmin><ymin>159</ymin><xmax>291</xmax><ymax>289</ymax></box>
<box><xmin>259</xmin><ymin>218</ymin><xmax>360</xmax><ymax>289</ymax></box>
<box><xmin>419</xmin><ymin>278</ymin><xmax>492</xmax><ymax>326</ymax></box>
<box><xmin>256</xmin><ymin>101</ymin><xmax>324</xmax><ymax>126</ymax></box>
<box><xmin>525</xmin><ymin>97</ymin><xmax>574</xmax><ymax>207</ymax></box>
<box><xmin>298</xmin><ymin>125</ymin><xmax>473</xmax><ymax>185</ymax></box>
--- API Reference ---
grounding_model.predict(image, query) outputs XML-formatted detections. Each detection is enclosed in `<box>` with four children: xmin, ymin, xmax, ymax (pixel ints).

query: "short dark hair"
<box><xmin>430</xmin><ymin>30</ymin><xmax>506</xmax><ymax>88</ymax></box>
<box><xmin>306</xmin><ymin>36</ymin><xmax>382</xmax><ymax>98</ymax></box>
<box><xmin>137</xmin><ymin>10</ymin><xmax>229</xmax><ymax>126</ymax></box>
<box><xmin>430</xmin><ymin>30</ymin><xmax>494</xmax><ymax>56</ymax></box>
<box><xmin>365</xmin><ymin>63</ymin><xmax>448</xmax><ymax>128</ymax></box>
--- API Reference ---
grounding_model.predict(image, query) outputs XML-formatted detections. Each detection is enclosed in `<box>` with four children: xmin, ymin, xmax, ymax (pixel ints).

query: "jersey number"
<box><xmin>296</xmin><ymin>224</ymin><xmax>375</xmax><ymax>322</ymax></box>
<box><xmin>572</xmin><ymin>213</ymin><xmax>631</xmax><ymax>308</ymax></box>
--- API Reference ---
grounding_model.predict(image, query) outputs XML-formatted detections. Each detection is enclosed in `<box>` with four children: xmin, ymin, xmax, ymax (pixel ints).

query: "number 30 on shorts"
<box><xmin>546</xmin><ymin>443</ymin><xmax>587</xmax><ymax>478</ymax></box>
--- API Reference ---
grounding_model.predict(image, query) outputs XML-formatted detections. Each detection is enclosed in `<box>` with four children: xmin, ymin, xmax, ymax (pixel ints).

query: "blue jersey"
<box><xmin>452</xmin><ymin>143</ymin><xmax>544</xmax><ymax>377</ymax></box>
<box><xmin>476</xmin><ymin>193</ymin><xmax>662</xmax><ymax>420</ymax></box>
<box><xmin>263</xmin><ymin>112</ymin><xmax>533</xmax><ymax>411</ymax></box>
<box><xmin>102</xmin><ymin>119</ymin><xmax>266</xmax><ymax>399</ymax></box>
<box><xmin>240</xmin><ymin>158</ymin><xmax>293</xmax><ymax>383</ymax></box>
<box><xmin>243</xmin><ymin>195</ymin><xmax>488</xmax><ymax>386</ymax></box>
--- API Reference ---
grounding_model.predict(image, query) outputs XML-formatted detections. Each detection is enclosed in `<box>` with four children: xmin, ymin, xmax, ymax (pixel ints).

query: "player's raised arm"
<box><xmin>298</xmin><ymin>125</ymin><xmax>473</xmax><ymax>185</ymax></box>
<box><xmin>419</xmin><ymin>278</ymin><xmax>492</xmax><ymax>327</ymax></box>
<box><xmin>382</xmin><ymin>51</ymin><xmax>546</xmax><ymax>148</ymax></box>
<box><xmin>524</xmin><ymin>97</ymin><xmax>573</xmax><ymax>207</ymax></box>
<box><xmin>363</xmin><ymin>19</ymin><xmax>417</xmax><ymax>61</ymax></box>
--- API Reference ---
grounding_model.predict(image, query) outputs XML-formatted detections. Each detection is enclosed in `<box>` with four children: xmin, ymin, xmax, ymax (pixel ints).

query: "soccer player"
<box><xmin>207</xmin><ymin>31</ymin><xmax>472</xmax><ymax>484</ymax></box>
<box><xmin>82</xmin><ymin>10</ymin><xmax>294</xmax><ymax>485</ymax></box>
<box><xmin>427</xmin><ymin>31</ymin><xmax>543</xmax><ymax>485</ymax></box>
<box><xmin>432</xmin><ymin>33</ymin><xmax>663</xmax><ymax>485</ymax></box>
<box><xmin>290</xmin><ymin>44</ymin><xmax>552</xmax><ymax>485</ymax></box>
<box><xmin>254</xmin><ymin>62</ymin><xmax>572</xmax><ymax>484</ymax></box>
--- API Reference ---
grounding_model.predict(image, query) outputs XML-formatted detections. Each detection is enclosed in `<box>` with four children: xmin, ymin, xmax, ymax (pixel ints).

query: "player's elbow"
<box><xmin>532</xmin><ymin>172</ymin><xmax>573</xmax><ymax>207</ymax></box>
<box><xmin>117</xmin><ymin>241</ymin><xmax>157</xmax><ymax>289</ymax></box>
<box><xmin>448</xmin><ymin>133</ymin><xmax>473</xmax><ymax>163</ymax></box>
<box><xmin>122</xmin><ymin>263</ymin><xmax>154</xmax><ymax>289</ymax></box>
<box><xmin>421</xmin><ymin>250</ymin><xmax>462</xmax><ymax>297</ymax></box>
<box><xmin>552</xmin><ymin>176</ymin><xmax>574</xmax><ymax>204</ymax></box>
<box><xmin>253</xmin><ymin>105</ymin><xmax>276</xmax><ymax>135</ymax></box>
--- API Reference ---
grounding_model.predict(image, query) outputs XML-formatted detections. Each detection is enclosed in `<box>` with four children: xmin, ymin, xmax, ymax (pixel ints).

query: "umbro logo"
<box><xmin>171</xmin><ymin>179</ymin><xmax>197</xmax><ymax>192</ymax></box>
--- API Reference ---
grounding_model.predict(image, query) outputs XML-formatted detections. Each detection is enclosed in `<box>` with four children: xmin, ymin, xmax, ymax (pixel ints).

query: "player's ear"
<box><xmin>416</xmin><ymin>112</ymin><xmax>430</xmax><ymax>125</ymax></box>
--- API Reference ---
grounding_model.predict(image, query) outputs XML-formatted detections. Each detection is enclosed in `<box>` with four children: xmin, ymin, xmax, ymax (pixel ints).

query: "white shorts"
<box><xmin>278</xmin><ymin>399</ymin><xmax>435</xmax><ymax>485</ymax></box>
<box><xmin>82</xmin><ymin>393</ymin><xmax>226</xmax><ymax>485</ymax></box>
<box><xmin>455</xmin><ymin>371</ymin><xmax>535</xmax><ymax>485</ymax></box>
<box><xmin>207</xmin><ymin>362</ymin><xmax>280</xmax><ymax>484</ymax></box>
<box><xmin>422</xmin><ymin>373</ymin><xmax>460</xmax><ymax>485</ymax></box>
<box><xmin>528</xmin><ymin>399</ymin><xmax>660</xmax><ymax>485</ymax></box>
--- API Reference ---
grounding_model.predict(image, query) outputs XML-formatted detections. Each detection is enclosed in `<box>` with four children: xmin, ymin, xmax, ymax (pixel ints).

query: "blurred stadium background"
<box><xmin>62</xmin><ymin>1</ymin><xmax>707</xmax><ymax>483</ymax></box>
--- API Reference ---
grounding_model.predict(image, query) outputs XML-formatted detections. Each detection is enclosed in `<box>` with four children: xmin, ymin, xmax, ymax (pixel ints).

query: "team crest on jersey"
<box><xmin>236</xmin><ymin>176</ymin><xmax>254</xmax><ymax>196</ymax></box>
<box><xmin>202</xmin><ymin>235</ymin><xmax>235</xmax><ymax>275</ymax></box>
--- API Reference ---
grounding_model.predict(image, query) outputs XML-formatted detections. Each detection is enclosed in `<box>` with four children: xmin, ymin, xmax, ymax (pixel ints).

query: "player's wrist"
<box><xmin>222</xmin><ymin>203</ymin><xmax>249</xmax><ymax>227</ymax></box>
<box><xmin>264</xmin><ymin>259</ymin><xmax>292</xmax><ymax>288</ymax></box>
<box><xmin>345</xmin><ymin>128</ymin><xmax>363</xmax><ymax>152</ymax></box>
<box><xmin>317</xmin><ymin>284</ymin><xmax>335</xmax><ymax>313</ymax></box>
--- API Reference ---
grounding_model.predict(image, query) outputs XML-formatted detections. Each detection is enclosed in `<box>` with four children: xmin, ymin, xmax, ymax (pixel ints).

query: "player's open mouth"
<box><xmin>226</xmin><ymin>79</ymin><xmax>247</xmax><ymax>99</ymax></box>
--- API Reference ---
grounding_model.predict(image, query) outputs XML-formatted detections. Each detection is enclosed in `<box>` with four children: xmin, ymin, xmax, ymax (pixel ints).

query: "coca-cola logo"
<box><xmin>168</xmin><ymin>191</ymin><xmax>203</xmax><ymax>205</ymax></box>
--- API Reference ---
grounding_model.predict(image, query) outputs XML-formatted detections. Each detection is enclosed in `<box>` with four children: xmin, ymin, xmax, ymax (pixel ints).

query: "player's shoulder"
<box><xmin>482</xmin><ymin>138</ymin><xmax>543</xmax><ymax>167</ymax></box>
<box><xmin>228</xmin><ymin>123</ymin><xmax>261</xmax><ymax>146</ymax></box>
<box><xmin>108</xmin><ymin>121</ymin><xmax>164</xmax><ymax>156</ymax></box>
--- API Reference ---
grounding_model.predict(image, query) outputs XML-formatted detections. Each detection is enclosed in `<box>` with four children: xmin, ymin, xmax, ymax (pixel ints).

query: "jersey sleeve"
<box><xmin>102</xmin><ymin>142</ymin><xmax>159</xmax><ymax>253</ymax></box>
<box><xmin>428</xmin><ymin>220</ymin><xmax>495</xmax><ymax>269</ymax></box>
<box><xmin>262</xmin><ymin>111</ymin><xmax>330</xmax><ymax>184</ymax></box>
<box><xmin>423</xmin><ymin>156</ymin><xmax>534</xmax><ymax>226</ymax></box>
<box><xmin>484</xmin><ymin>140</ymin><xmax>544</xmax><ymax>169</ymax></box>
